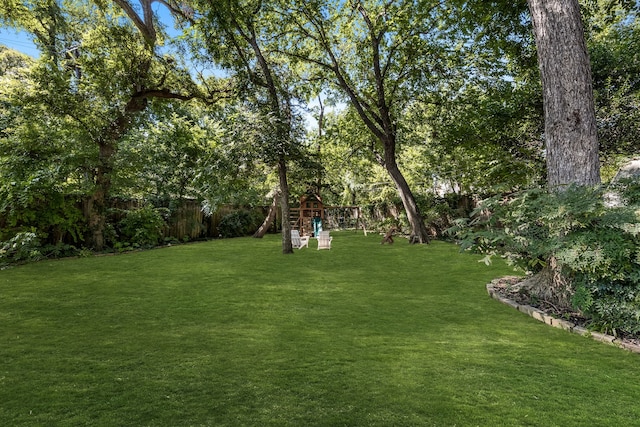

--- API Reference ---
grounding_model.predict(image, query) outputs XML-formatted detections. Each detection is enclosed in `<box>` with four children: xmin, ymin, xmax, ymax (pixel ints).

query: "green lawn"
<box><xmin>2</xmin><ymin>232</ymin><xmax>640</xmax><ymax>426</ymax></box>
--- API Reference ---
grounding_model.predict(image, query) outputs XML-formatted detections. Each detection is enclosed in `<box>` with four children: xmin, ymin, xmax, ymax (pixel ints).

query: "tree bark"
<box><xmin>519</xmin><ymin>257</ymin><xmax>573</xmax><ymax>310</ymax></box>
<box><xmin>253</xmin><ymin>191</ymin><xmax>278</xmax><ymax>238</ymax></box>
<box><xmin>382</xmin><ymin>137</ymin><xmax>430</xmax><ymax>244</ymax></box>
<box><xmin>84</xmin><ymin>138</ymin><xmax>116</xmax><ymax>250</ymax></box>
<box><xmin>526</xmin><ymin>0</ymin><xmax>601</xmax><ymax>307</ymax></box>
<box><xmin>527</xmin><ymin>0</ymin><xmax>600</xmax><ymax>188</ymax></box>
<box><xmin>278</xmin><ymin>158</ymin><xmax>293</xmax><ymax>254</ymax></box>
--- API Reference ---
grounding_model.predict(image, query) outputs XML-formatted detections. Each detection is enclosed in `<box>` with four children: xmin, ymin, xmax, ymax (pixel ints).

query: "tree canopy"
<box><xmin>0</xmin><ymin>0</ymin><xmax>638</xmax><ymax>252</ymax></box>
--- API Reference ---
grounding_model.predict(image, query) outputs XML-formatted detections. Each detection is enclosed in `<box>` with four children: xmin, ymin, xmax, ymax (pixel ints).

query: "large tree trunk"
<box><xmin>519</xmin><ymin>257</ymin><xmax>574</xmax><ymax>310</ymax></box>
<box><xmin>527</xmin><ymin>0</ymin><xmax>600</xmax><ymax>188</ymax></box>
<box><xmin>85</xmin><ymin>139</ymin><xmax>116</xmax><ymax>250</ymax></box>
<box><xmin>278</xmin><ymin>158</ymin><xmax>293</xmax><ymax>254</ymax></box>
<box><xmin>383</xmin><ymin>137</ymin><xmax>430</xmax><ymax>244</ymax></box>
<box><xmin>253</xmin><ymin>191</ymin><xmax>278</xmax><ymax>238</ymax></box>
<box><xmin>83</xmin><ymin>101</ymin><xmax>143</xmax><ymax>250</ymax></box>
<box><xmin>526</xmin><ymin>0</ymin><xmax>600</xmax><ymax>306</ymax></box>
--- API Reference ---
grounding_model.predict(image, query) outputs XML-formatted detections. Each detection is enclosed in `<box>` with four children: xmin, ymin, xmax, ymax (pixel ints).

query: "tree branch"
<box><xmin>112</xmin><ymin>0</ymin><xmax>156</xmax><ymax>47</ymax></box>
<box><xmin>354</xmin><ymin>2</ymin><xmax>393</xmax><ymax>139</ymax></box>
<box><xmin>131</xmin><ymin>88</ymin><xmax>198</xmax><ymax>102</ymax></box>
<box><xmin>299</xmin><ymin>6</ymin><xmax>385</xmax><ymax>140</ymax></box>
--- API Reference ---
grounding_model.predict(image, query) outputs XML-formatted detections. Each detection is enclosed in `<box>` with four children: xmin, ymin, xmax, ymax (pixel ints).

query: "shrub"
<box><xmin>0</xmin><ymin>231</ymin><xmax>43</xmax><ymax>269</ymax></box>
<box><xmin>117</xmin><ymin>206</ymin><xmax>169</xmax><ymax>248</ymax></box>
<box><xmin>40</xmin><ymin>243</ymin><xmax>80</xmax><ymax>259</ymax></box>
<box><xmin>0</xmin><ymin>182</ymin><xmax>86</xmax><ymax>246</ymax></box>
<box><xmin>0</xmin><ymin>231</ymin><xmax>83</xmax><ymax>268</ymax></box>
<box><xmin>449</xmin><ymin>183</ymin><xmax>640</xmax><ymax>336</ymax></box>
<box><xmin>218</xmin><ymin>210</ymin><xmax>262</xmax><ymax>238</ymax></box>
<box><xmin>417</xmin><ymin>193</ymin><xmax>467</xmax><ymax>238</ymax></box>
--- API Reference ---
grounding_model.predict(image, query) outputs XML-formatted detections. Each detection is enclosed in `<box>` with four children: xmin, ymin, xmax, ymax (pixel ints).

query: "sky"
<box><xmin>0</xmin><ymin>27</ymin><xmax>40</xmax><ymax>58</ymax></box>
<box><xmin>0</xmin><ymin>2</ymin><xmax>179</xmax><ymax>59</ymax></box>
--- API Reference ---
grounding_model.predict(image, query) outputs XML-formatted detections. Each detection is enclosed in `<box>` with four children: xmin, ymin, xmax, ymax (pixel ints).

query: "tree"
<box><xmin>0</xmin><ymin>46</ymin><xmax>86</xmax><ymax>244</ymax></box>
<box><xmin>586</xmin><ymin>1</ymin><xmax>640</xmax><ymax>159</ymax></box>
<box><xmin>112</xmin><ymin>101</ymin><xmax>215</xmax><ymax>204</ymax></box>
<box><xmin>404</xmin><ymin>80</ymin><xmax>545</xmax><ymax>195</ymax></box>
<box><xmin>186</xmin><ymin>0</ymin><xmax>307</xmax><ymax>253</ymax></box>
<box><xmin>527</xmin><ymin>0</ymin><xmax>601</xmax><ymax>188</ymax></box>
<box><xmin>455</xmin><ymin>0</ymin><xmax>614</xmax><ymax>308</ymax></box>
<box><xmin>252</xmin><ymin>191</ymin><xmax>279</xmax><ymax>238</ymax></box>
<box><xmin>0</xmin><ymin>0</ymin><xmax>201</xmax><ymax>249</ymax></box>
<box><xmin>314</xmin><ymin>106</ymin><xmax>385</xmax><ymax>207</ymax></box>
<box><xmin>285</xmin><ymin>0</ymin><xmax>454</xmax><ymax>243</ymax></box>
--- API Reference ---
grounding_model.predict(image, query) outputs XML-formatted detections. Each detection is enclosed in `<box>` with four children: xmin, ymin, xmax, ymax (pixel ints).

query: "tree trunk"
<box><xmin>278</xmin><ymin>158</ymin><xmax>293</xmax><ymax>254</ymax></box>
<box><xmin>526</xmin><ymin>0</ymin><xmax>600</xmax><ymax>306</ymax></box>
<box><xmin>519</xmin><ymin>257</ymin><xmax>574</xmax><ymax>310</ymax></box>
<box><xmin>85</xmin><ymin>139</ymin><xmax>116</xmax><ymax>250</ymax></box>
<box><xmin>382</xmin><ymin>137</ymin><xmax>430</xmax><ymax>244</ymax></box>
<box><xmin>527</xmin><ymin>0</ymin><xmax>600</xmax><ymax>188</ymax></box>
<box><xmin>253</xmin><ymin>191</ymin><xmax>278</xmax><ymax>238</ymax></box>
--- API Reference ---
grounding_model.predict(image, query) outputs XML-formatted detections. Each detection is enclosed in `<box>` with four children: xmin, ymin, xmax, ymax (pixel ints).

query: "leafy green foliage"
<box><xmin>0</xmin><ymin>44</ymin><xmax>88</xmax><ymax>245</ymax></box>
<box><xmin>0</xmin><ymin>115</ymin><xmax>87</xmax><ymax>245</ymax></box>
<box><xmin>217</xmin><ymin>209</ymin><xmax>263</xmax><ymax>238</ymax></box>
<box><xmin>450</xmin><ymin>183</ymin><xmax>640</xmax><ymax>336</ymax></box>
<box><xmin>0</xmin><ymin>231</ymin><xmax>80</xmax><ymax>268</ymax></box>
<box><xmin>0</xmin><ymin>173</ymin><xmax>86</xmax><ymax>245</ymax></box>
<box><xmin>586</xmin><ymin>0</ymin><xmax>640</xmax><ymax>157</ymax></box>
<box><xmin>116</xmin><ymin>205</ymin><xmax>169</xmax><ymax>248</ymax></box>
<box><xmin>0</xmin><ymin>229</ymin><xmax>81</xmax><ymax>269</ymax></box>
<box><xmin>195</xmin><ymin>104</ymin><xmax>284</xmax><ymax>212</ymax></box>
<box><xmin>113</xmin><ymin>103</ymin><xmax>215</xmax><ymax>203</ymax></box>
<box><xmin>0</xmin><ymin>231</ymin><xmax>42</xmax><ymax>268</ymax></box>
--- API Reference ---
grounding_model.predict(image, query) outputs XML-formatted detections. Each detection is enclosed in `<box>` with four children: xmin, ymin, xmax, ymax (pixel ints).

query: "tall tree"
<box><xmin>186</xmin><ymin>0</ymin><xmax>305</xmax><ymax>253</ymax></box>
<box><xmin>0</xmin><ymin>46</ymin><xmax>87</xmax><ymax>244</ymax></box>
<box><xmin>285</xmin><ymin>0</ymin><xmax>452</xmax><ymax>243</ymax></box>
<box><xmin>527</xmin><ymin>0</ymin><xmax>601</xmax><ymax>188</ymax></box>
<box><xmin>0</xmin><ymin>0</ymin><xmax>201</xmax><ymax>249</ymax></box>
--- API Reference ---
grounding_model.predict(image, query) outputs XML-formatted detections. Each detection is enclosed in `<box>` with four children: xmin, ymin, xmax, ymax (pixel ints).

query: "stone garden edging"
<box><xmin>486</xmin><ymin>278</ymin><xmax>640</xmax><ymax>354</ymax></box>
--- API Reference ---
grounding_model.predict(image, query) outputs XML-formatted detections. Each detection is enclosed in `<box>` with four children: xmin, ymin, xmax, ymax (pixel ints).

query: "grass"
<box><xmin>2</xmin><ymin>231</ymin><xmax>640</xmax><ymax>426</ymax></box>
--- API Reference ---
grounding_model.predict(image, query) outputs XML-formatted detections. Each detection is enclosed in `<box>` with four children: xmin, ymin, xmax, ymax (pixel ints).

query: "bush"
<box><xmin>449</xmin><ymin>183</ymin><xmax>640</xmax><ymax>336</ymax></box>
<box><xmin>117</xmin><ymin>206</ymin><xmax>169</xmax><ymax>248</ymax></box>
<box><xmin>0</xmin><ymin>183</ymin><xmax>86</xmax><ymax>246</ymax></box>
<box><xmin>0</xmin><ymin>231</ymin><xmax>83</xmax><ymax>268</ymax></box>
<box><xmin>218</xmin><ymin>210</ymin><xmax>262</xmax><ymax>238</ymax></box>
<box><xmin>40</xmin><ymin>243</ymin><xmax>80</xmax><ymax>259</ymax></box>
<box><xmin>611</xmin><ymin>178</ymin><xmax>640</xmax><ymax>206</ymax></box>
<box><xmin>416</xmin><ymin>193</ymin><xmax>468</xmax><ymax>238</ymax></box>
<box><xmin>0</xmin><ymin>231</ymin><xmax>43</xmax><ymax>269</ymax></box>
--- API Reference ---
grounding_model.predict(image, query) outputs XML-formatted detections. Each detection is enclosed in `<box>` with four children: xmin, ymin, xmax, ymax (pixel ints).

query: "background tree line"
<box><xmin>0</xmin><ymin>1</ymin><xmax>639</xmax><ymax>314</ymax></box>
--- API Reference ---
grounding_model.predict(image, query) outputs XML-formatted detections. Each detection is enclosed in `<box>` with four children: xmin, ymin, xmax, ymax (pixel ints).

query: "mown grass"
<box><xmin>2</xmin><ymin>232</ymin><xmax>640</xmax><ymax>426</ymax></box>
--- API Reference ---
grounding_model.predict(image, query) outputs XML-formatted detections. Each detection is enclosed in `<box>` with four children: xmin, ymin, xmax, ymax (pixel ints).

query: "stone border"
<box><xmin>486</xmin><ymin>280</ymin><xmax>640</xmax><ymax>354</ymax></box>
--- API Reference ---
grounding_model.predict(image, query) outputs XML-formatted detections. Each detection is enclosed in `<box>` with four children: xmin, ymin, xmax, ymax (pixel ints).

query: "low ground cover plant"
<box><xmin>0</xmin><ymin>231</ymin><xmax>81</xmax><ymax>269</ymax></box>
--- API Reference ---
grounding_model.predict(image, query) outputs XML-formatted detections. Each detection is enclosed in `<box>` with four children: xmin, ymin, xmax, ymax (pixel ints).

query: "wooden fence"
<box><xmin>110</xmin><ymin>199</ymin><xmax>269</xmax><ymax>240</ymax></box>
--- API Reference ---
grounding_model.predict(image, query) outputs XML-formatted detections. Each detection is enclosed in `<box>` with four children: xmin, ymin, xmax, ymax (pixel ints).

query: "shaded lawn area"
<box><xmin>1</xmin><ymin>232</ymin><xmax>640</xmax><ymax>426</ymax></box>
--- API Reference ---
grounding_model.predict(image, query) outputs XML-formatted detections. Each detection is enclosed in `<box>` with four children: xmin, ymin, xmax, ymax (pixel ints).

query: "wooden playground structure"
<box><xmin>289</xmin><ymin>192</ymin><xmax>365</xmax><ymax>237</ymax></box>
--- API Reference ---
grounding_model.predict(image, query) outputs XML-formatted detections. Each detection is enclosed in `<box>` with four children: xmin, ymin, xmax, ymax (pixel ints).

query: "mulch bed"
<box><xmin>489</xmin><ymin>276</ymin><xmax>640</xmax><ymax>349</ymax></box>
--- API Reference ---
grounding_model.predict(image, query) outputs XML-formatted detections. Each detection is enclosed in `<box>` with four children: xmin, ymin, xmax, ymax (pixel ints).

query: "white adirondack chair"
<box><xmin>317</xmin><ymin>231</ymin><xmax>332</xmax><ymax>250</ymax></box>
<box><xmin>291</xmin><ymin>229</ymin><xmax>309</xmax><ymax>249</ymax></box>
